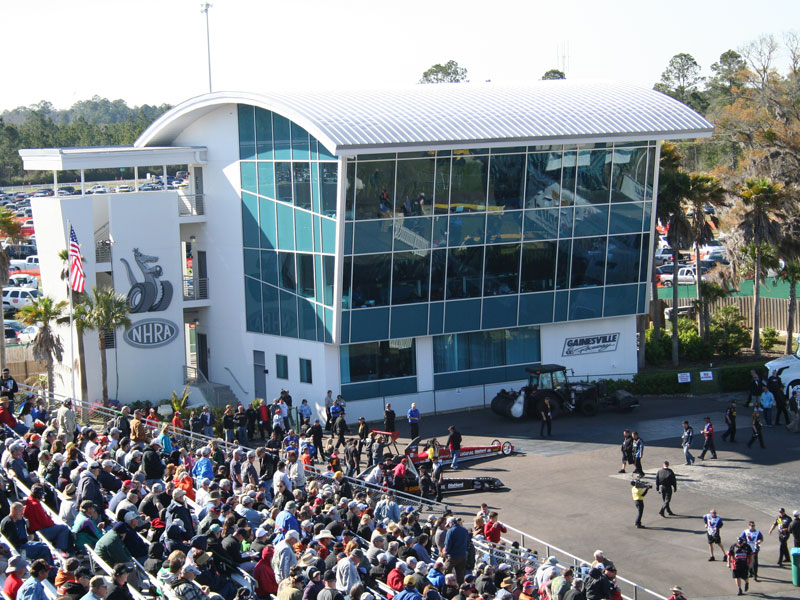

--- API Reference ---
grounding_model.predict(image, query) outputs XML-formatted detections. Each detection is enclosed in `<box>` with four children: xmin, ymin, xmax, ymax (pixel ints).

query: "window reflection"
<box><xmin>296</xmin><ymin>253</ymin><xmax>315</xmax><ymax>298</ymax></box>
<box><xmin>523</xmin><ymin>209</ymin><xmax>559</xmax><ymax>241</ymax></box>
<box><xmin>606</xmin><ymin>234</ymin><xmax>641</xmax><ymax>285</ymax></box>
<box><xmin>396</xmin><ymin>158</ymin><xmax>435</xmax><ymax>217</ymax></box>
<box><xmin>351</xmin><ymin>254</ymin><xmax>391</xmax><ymax>307</ymax></box>
<box><xmin>393</xmin><ymin>217</ymin><xmax>431</xmax><ymax>252</ymax></box>
<box><xmin>571</xmin><ymin>237</ymin><xmax>607</xmax><ymax>288</ymax></box>
<box><xmin>488</xmin><ymin>154</ymin><xmax>525</xmax><ymax>209</ymax></box>
<box><xmin>487</xmin><ymin>210</ymin><xmax>522</xmax><ymax>244</ymax></box>
<box><xmin>575</xmin><ymin>150</ymin><xmax>611</xmax><ymax>205</ymax></box>
<box><xmin>573</xmin><ymin>205</ymin><xmax>609</xmax><ymax>238</ymax></box>
<box><xmin>355</xmin><ymin>161</ymin><xmax>395</xmax><ymax>219</ymax></box>
<box><xmin>484</xmin><ymin>244</ymin><xmax>520</xmax><ymax>296</ymax></box>
<box><xmin>610</xmin><ymin>147</ymin><xmax>649</xmax><ymax>202</ymax></box>
<box><xmin>293</xmin><ymin>163</ymin><xmax>311</xmax><ymax>209</ymax></box>
<box><xmin>275</xmin><ymin>162</ymin><xmax>292</xmax><ymax>203</ymax></box>
<box><xmin>434</xmin><ymin>157</ymin><xmax>451</xmax><ymax>215</ymax></box>
<box><xmin>340</xmin><ymin>340</ymin><xmax>416</xmax><ymax>383</ymax></box>
<box><xmin>521</xmin><ymin>241</ymin><xmax>557</xmax><ymax>292</ymax></box>
<box><xmin>446</xmin><ymin>247</ymin><xmax>484</xmax><ymax>299</ymax></box>
<box><xmin>320</xmin><ymin>163</ymin><xmax>338</xmax><ymax>217</ymax></box>
<box><xmin>448</xmin><ymin>214</ymin><xmax>485</xmax><ymax>246</ymax></box>
<box><xmin>430</xmin><ymin>250</ymin><xmax>446</xmax><ymax>301</ymax></box>
<box><xmin>279</xmin><ymin>251</ymin><xmax>296</xmax><ymax>291</ymax></box>
<box><xmin>450</xmin><ymin>155</ymin><xmax>488</xmax><ymax>212</ymax></box>
<box><xmin>525</xmin><ymin>152</ymin><xmax>563</xmax><ymax>208</ymax></box>
<box><xmin>392</xmin><ymin>251</ymin><xmax>431</xmax><ymax>305</ymax></box>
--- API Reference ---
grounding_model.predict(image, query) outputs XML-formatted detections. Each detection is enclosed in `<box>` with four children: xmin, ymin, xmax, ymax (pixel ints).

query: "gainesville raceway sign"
<box><xmin>562</xmin><ymin>332</ymin><xmax>619</xmax><ymax>357</ymax></box>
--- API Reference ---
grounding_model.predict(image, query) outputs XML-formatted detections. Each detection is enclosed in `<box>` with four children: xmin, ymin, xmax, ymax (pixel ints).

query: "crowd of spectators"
<box><xmin>0</xmin><ymin>393</ymin><xmax>628</xmax><ymax>600</ymax></box>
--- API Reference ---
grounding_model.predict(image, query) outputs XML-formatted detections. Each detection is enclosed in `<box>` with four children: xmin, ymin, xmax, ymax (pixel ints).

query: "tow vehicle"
<box><xmin>491</xmin><ymin>364</ymin><xmax>639</xmax><ymax>420</ymax></box>
<box><xmin>765</xmin><ymin>337</ymin><xmax>800</xmax><ymax>397</ymax></box>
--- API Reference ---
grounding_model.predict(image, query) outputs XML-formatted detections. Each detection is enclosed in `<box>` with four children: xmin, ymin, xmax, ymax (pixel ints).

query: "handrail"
<box><xmin>183</xmin><ymin>365</ymin><xmax>223</xmax><ymax>408</ymax></box>
<box><xmin>224</xmin><ymin>367</ymin><xmax>248</xmax><ymax>395</ymax></box>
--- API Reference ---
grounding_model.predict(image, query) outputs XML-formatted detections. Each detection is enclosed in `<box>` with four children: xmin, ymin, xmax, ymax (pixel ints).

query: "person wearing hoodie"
<box><xmin>144</xmin><ymin>542</ymin><xmax>166</xmax><ymax>576</ymax></box>
<box><xmin>254</xmin><ymin>546</ymin><xmax>278</xmax><ymax>599</ymax></box>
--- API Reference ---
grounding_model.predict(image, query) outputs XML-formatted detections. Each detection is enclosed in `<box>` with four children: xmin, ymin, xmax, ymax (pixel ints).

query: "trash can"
<box><xmin>791</xmin><ymin>547</ymin><xmax>800</xmax><ymax>586</ymax></box>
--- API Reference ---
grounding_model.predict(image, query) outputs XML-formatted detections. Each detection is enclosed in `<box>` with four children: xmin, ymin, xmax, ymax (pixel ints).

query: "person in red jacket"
<box><xmin>171</xmin><ymin>412</ymin><xmax>184</xmax><ymax>431</ymax></box>
<box><xmin>386</xmin><ymin>562</ymin><xmax>409</xmax><ymax>598</ymax></box>
<box><xmin>484</xmin><ymin>511</ymin><xmax>507</xmax><ymax>543</ymax></box>
<box><xmin>254</xmin><ymin>545</ymin><xmax>278</xmax><ymax>598</ymax></box>
<box><xmin>23</xmin><ymin>485</ymin><xmax>72</xmax><ymax>552</ymax></box>
<box><xmin>0</xmin><ymin>398</ymin><xmax>26</xmax><ymax>435</ymax></box>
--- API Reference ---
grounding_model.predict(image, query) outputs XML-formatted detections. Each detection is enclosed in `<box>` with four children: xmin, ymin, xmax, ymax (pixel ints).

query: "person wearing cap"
<box><xmin>95</xmin><ymin>523</ymin><xmax>134</xmax><ymax>571</ymax></box>
<box><xmin>22</xmin><ymin>485</ymin><xmax>72</xmax><ymax>552</ymax></box>
<box><xmin>395</xmin><ymin>574</ymin><xmax>423</xmax><ymax>600</ymax></box>
<box><xmin>3</xmin><ymin>554</ymin><xmax>29</xmax><ymax>600</ymax></box>
<box><xmin>535</xmin><ymin>557</ymin><xmax>561</xmax><ymax>591</ymax></box>
<box><xmin>106</xmin><ymin>564</ymin><xmax>135</xmax><ymax>600</ymax></box>
<box><xmin>272</xmin><ymin>528</ymin><xmax>299</xmax><ymax>580</ymax></box>
<box><xmin>789</xmin><ymin>509</ymin><xmax>800</xmax><ymax>548</ymax></box>
<box><xmin>317</xmin><ymin>570</ymin><xmax>345</xmax><ymax>600</ymax></box>
<box><xmin>129</xmin><ymin>410</ymin><xmax>147</xmax><ymax>444</ymax></box>
<box><xmin>0</xmin><ymin>502</ymin><xmax>53</xmax><ymax>564</ymax></box>
<box><xmin>8</xmin><ymin>443</ymin><xmax>33</xmax><ymax>487</ymax></box>
<box><xmin>98</xmin><ymin>459</ymin><xmax>123</xmax><ymax>495</ymax></box>
<box><xmin>768</xmin><ymin>507</ymin><xmax>792</xmax><ymax>566</ymax></box>
<box><xmin>222</xmin><ymin>527</ymin><xmax>258</xmax><ymax>574</ymax></box>
<box><xmin>76</xmin><ymin>460</ymin><xmax>105</xmax><ymax>510</ymax></box>
<box><xmin>666</xmin><ymin>585</ymin><xmax>685</xmax><ymax>600</ymax></box>
<box><xmin>72</xmin><ymin>499</ymin><xmax>103</xmax><ymax>550</ymax></box>
<box><xmin>191</xmin><ymin>447</ymin><xmax>214</xmax><ymax>486</ymax></box>
<box><xmin>375</xmin><ymin>493</ymin><xmax>401</xmax><ymax>524</ymax></box>
<box><xmin>274</xmin><ymin>500</ymin><xmax>300</xmax><ymax>543</ymax></box>
<box><xmin>442</xmin><ymin>517</ymin><xmax>469</xmax><ymax>583</ymax></box>
<box><xmin>170</xmin><ymin>564</ymin><xmax>206</xmax><ymax>600</ymax></box>
<box><xmin>166</xmin><ymin>488</ymin><xmax>196</xmax><ymax>539</ymax></box>
<box><xmin>727</xmin><ymin>536</ymin><xmax>753</xmax><ymax>596</ymax></box>
<box><xmin>62</xmin><ymin>567</ymin><xmax>93</xmax><ymax>600</ymax></box>
<box><xmin>16</xmin><ymin>558</ymin><xmax>50</xmax><ymax>600</ymax></box>
<box><xmin>334</xmin><ymin>548</ymin><xmax>362</xmax><ymax>593</ymax></box>
<box><xmin>0</xmin><ymin>368</ymin><xmax>18</xmax><ymax>407</ymax></box>
<box><xmin>302</xmin><ymin>567</ymin><xmax>324</xmax><ymax>600</ymax></box>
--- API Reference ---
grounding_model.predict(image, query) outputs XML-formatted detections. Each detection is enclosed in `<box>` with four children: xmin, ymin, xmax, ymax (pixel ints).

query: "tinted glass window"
<box><xmin>275</xmin><ymin>162</ymin><xmax>292</xmax><ymax>203</ymax></box>
<box><xmin>448</xmin><ymin>214</ymin><xmax>485</xmax><ymax>246</ymax></box>
<box><xmin>279</xmin><ymin>252</ymin><xmax>296</xmax><ymax>291</ymax></box>
<box><xmin>351</xmin><ymin>254</ymin><xmax>391</xmax><ymax>308</ymax></box>
<box><xmin>523</xmin><ymin>209</ymin><xmax>559</xmax><ymax>241</ymax></box>
<box><xmin>434</xmin><ymin>157</ymin><xmax>451</xmax><ymax>215</ymax></box>
<box><xmin>340</xmin><ymin>339</ymin><xmax>416</xmax><ymax>383</ymax></box>
<box><xmin>446</xmin><ymin>247</ymin><xmax>484</xmax><ymax>299</ymax></box>
<box><xmin>521</xmin><ymin>241</ymin><xmax>557</xmax><ymax>293</ymax></box>
<box><xmin>575</xmin><ymin>149</ymin><xmax>611</xmax><ymax>205</ymax></box>
<box><xmin>355</xmin><ymin>161</ymin><xmax>395</xmax><ymax>220</ymax></box>
<box><xmin>396</xmin><ymin>158</ymin><xmax>435</xmax><ymax>217</ymax></box>
<box><xmin>487</xmin><ymin>210</ymin><xmax>522</xmax><ymax>244</ymax></box>
<box><xmin>393</xmin><ymin>217</ymin><xmax>431</xmax><ymax>252</ymax></box>
<box><xmin>430</xmin><ymin>249</ymin><xmax>447</xmax><ymax>301</ymax></box>
<box><xmin>321</xmin><ymin>163</ymin><xmax>338</xmax><ymax>217</ymax></box>
<box><xmin>525</xmin><ymin>152</ymin><xmax>562</xmax><ymax>208</ymax></box>
<box><xmin>450</xmin><ymin>155</ymin><xmax>488</xmax><ymax>212</ymax></box>
<box><xmin>488</xmin><ymin>154</ymin><xmax>525</xmax><ymax>209</ymax></box>
<box><xmin>293</xmin><ymin>163</ymin><xmax>311</xmax><ymax>210</ymax></box>
<box><xmin>571</xmin><ymin>237</ymin><xmax>606</xmax><ymax>288</ymax></box>
<box><xmin>573</xmin><ymin>205</ymin><xmax>609</xmax><ymax>238</ymax></box>
<box><xmin>483</xmin><ymin>244</ymin><xmax>520</xmax><ymax>296</ymax></box>
<box><xmin>296</xmin><ymin>253</ymin><xmax>315</xmax><ymax>298</ymax></box>
<box><xmin>610</xmin><ymin>147</ymin><xmax>649</xmax><ymax>202</ymax></box>
<box><xmin>606</xmin><ymin>234</ymin><xmax>642</xmax><ymax>285</ymax></box>
<box><xmin>392</xmin><ymin>251</ymin><xmax>430</xmax><ymax>305</ymax></box>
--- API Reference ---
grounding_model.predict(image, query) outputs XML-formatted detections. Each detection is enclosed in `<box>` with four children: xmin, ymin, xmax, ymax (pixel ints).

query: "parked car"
<box><xmin>3</xmin><ymin>244</ymin><xmax>37</xmax><ymax>260</ymax></box>
<box><xmin>16</xmin><ymin>325</ymin><xmax>39</xmax><ymax>345</ymax></box>
<box><xmin>32</xmin><ymin>188</ymin><xmax>53</xmax><ymax>197</ymax></box>
<box><xmin>8</xmin><ymin>274</ymin><xmax>38</xmax><ymax>289</ymax></box>
<box><xmin>654</xmin><ymin>247</ymin><xmax>674</xmax><ymax>265</ymax></box>
<box><xmin>9</xmin><ymin>255</ymin><xmax>39</xmax><ymax>270</ymax></box>
<box><xmin>2</xmin><ymin>287</ymin><xmax>42</xmax><ymax>314</ymax></box>
<box><xmin>4</xmin><ymin>327</ymin><xmax>18</xmax><ymax>345</ymax></box>
<box><xmin>659</xmin><ymin>267</ymin><xmax>707</xmax><ymax>287</ymax></box>
<box><xmin>5</xmin><ymin>320</ymin><xmax>25</xmax><ymax>334</ymax></box>
<box><xmin>138</xmin><ymin>183</ymin><xmax>161</xmax><ymax>191</ymax></box>
<box><xmin>87</xmin><ymin>185</ymin><xmax>109</xmax><ymax>194</ymax></box>
<box><xmin>664</xmin><ymin>305</ymin><xmax>697</xmax><ymax>322</ymax></box>
<box><xmin>116</xmin><ymin>184</ymin><xmax>134</xmax><ymax>193</ymax></box>
<box><xmin>765</xmin><ymin>340</ymin><xmax>800</xmax><ymax>397</ymax></box>
<box><xmin>58</xmin><ymin>186</ymin><xmax>77</xmax><ymax>196</ymax></box>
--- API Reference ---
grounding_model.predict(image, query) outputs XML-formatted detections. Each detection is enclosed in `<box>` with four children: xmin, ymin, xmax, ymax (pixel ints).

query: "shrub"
<box><xmin>761</xmin><ymin>327</ymin><xmax>779</xmax><ymax>352</ymax></box>
<box><xmin>677</xmin><ymin>318</ymin><xmax>713</xmax><ymax>361</ymax></box>
<box><xmin>645</xmin><ymin>326</ymin><xmax>672</xmax><ymax>365</ymax></box>
<box><xmin>710</xmin><ymin>306</ymin><xmax>751</xmax><ymax>358</ymax></box>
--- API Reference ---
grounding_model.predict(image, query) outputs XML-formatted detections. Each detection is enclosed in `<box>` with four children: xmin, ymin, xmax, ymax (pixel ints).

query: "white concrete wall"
<box><xmin>540</xmin><ymin>315</ymin><xmax>638</xmax><ymax>378</ymax></box>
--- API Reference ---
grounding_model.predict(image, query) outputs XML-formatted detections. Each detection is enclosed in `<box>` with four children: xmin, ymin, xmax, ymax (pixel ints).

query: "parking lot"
<box><xmin>393</xmin><ymin>393</ymin><xmax>800</xmax><ymax>600</ymax></box>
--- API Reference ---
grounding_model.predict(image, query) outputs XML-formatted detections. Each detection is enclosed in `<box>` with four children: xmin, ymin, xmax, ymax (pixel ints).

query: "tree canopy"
<box><xmin>419</xmin><ymin>60</ymin><xmax>468</xmax><ymax>84</ymax></box>
<box><xmin>542</xmin><ymin>69</ymin><xmax>566</xmax><ymax>80</ymax></box>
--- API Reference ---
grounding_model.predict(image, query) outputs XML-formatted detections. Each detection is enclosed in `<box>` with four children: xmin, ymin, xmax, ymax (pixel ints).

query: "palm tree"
<box><xmin>779</xmin><ymin>260</ymin><xmax>800</xmax><ymax>354</ymax></box>
<box><xmin>86</xmin><ymin>287</ymin><xmax>130</xmax><ymax>407</ymax></box>
<box><xmin>686</xmin><ymin>173</ymin><xmax>727</xmax><ymax>340</ymax></box>
<box><xmin>57</xmin><ymin>249</ymin><xmax>90</xmax><ymax>401</ymax></box>
<box><xmin>737</xmin><ymin>177</ymin><xmax>787</xmax><ymax>356</ymax></box>
<box><xmin>0</xmin><ymin>210</ymin><xmax>23</xmax><ymax>371</ymax></box>
<box><xmin>15</xmin><ymin>295</ymin><xmax>68</xmax><ymax>396</ymax></box>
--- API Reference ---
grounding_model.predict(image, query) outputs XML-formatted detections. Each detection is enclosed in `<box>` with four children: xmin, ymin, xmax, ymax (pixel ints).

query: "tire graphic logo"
<box><xmin>120</xmin><ymin>248</ymin><xmax>173</xmax><ymax>313</ymax></box>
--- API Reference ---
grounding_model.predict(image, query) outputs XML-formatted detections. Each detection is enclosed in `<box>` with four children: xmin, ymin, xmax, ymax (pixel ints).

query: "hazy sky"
<box><xmin>3</xmin><ymin>0</ymin><xmax>799</xmax><ymax>111</ymax></box>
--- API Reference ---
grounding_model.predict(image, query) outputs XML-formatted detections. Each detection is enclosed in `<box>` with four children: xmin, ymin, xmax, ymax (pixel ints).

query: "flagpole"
<box><xmin>66</xmin><ymin>219</ymin><xmax>76</xmax><ymax>401</ymax></box>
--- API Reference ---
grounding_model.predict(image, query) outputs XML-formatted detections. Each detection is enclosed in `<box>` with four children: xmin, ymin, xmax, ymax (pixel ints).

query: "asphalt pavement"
<box><xmin>387</xmin><ymin>393</ymin><xmax>800</xmax><ymax>600</ymax></box>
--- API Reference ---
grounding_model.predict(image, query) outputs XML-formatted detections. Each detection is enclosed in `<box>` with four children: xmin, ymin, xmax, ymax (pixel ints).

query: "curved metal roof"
<box><xmin>137</xmin><ymin>81</ymin><xmax>713</xmax><ymax>156</ymax></box>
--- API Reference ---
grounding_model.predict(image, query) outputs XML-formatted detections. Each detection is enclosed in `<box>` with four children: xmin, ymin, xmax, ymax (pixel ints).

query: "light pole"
<box><xmin>200</xmin><ymin>3</ymin><xmax>213</xmax><ymax>93</ymax></box>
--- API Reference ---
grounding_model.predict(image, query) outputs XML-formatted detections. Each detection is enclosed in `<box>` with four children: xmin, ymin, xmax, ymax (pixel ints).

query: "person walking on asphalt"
<box><xmin>727</xmin><ymin>536</ymin><xmax>753</xmax><ymax>596</ymax></box>
<box><xmin>631</xmin><ymin>432</ymin><xmax>644</xmax><ymax>476</ymax></box>
<box><xmin>747</xmin><ymin>411</ymin><xmax>765</xmax><ymax>449</ymax></box>
<box><xmin>759</xmin><ymin>384</ymin><xmax>775</xmax><ymax>426</ymax></box>
<box><xmin>630</xmin><ymin>475</ymin><xmax>648</xmax><ymax>529</ymax></box>
<box><xmin>722</xmin><ymin>401</ymin><xmax>737</xmax><ymax>442</ymax></box>
<box><xmin>767</xmin><ymin>508</ymin><xmax>792</xmax><ymax>566</ymax></box>
<box><xmin>407</xmin><ymin>403</ymin><xmax>420</xmax><ymax>441</ymax></box>
<box><xmin>703</xmin><ymin>509</ymin><xmax>726</xmax><ymax>561</ymax></box>
<box><xmin>618</xmin><ymin>430</ymin><xmax>633</xmax><ymax>473</ymax></box>
<box><xmin>741</xmin><ymin>521</ymin><xmax>764</xmax><ymax>581</ymax></box>
<box><xmin>681</xmin><ymin>421</ymin><xmax>695</xmax><ymax>465</ymax></box>
<box><xmin>383</xmin><ymin>403</ymin><xmax>396</xmax><ymax>434</ymax></box>
<box><xmin>655</xmin><ymin>461</ymin><xmax>677</xmax><ymax>517</ymax></box>
<box><xmin>788</xmin><ymin>510</ymin><xmax>800</xmax><ymax>548</ymax></box>
<box><xmin>698</xmin><ymin>417</ymin><xmax>717</xmax><ymax>460</ymax></box>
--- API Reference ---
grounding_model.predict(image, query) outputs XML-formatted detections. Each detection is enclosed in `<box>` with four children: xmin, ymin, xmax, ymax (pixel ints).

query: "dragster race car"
<box><xmin>405</xmin><ymin>436</ymin><xmax>515</xmax><ymax>467</ymax></box>
<box><xmin>358</xmin><ymin>453</ymin><xmax>506</xmax><ymax>500</ymax></box>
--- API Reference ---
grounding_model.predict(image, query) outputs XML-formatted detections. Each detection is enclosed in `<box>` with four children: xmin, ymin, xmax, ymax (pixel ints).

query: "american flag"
<box><xmin>68</xmin><ymin>225</ymin><xmax>85</xmax><ymax>293</ymax></box>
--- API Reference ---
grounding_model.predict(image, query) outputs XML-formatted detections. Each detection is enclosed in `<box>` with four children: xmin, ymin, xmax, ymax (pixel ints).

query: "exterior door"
<box><xmin>253</xmin><ymin>350</ymin><xmax>267</xmax><ymax>400</ymax></box>
<box><xmin>197</xmin><ymin>333</ymin><xmax>209</xmax><ymax>379</ymax></box>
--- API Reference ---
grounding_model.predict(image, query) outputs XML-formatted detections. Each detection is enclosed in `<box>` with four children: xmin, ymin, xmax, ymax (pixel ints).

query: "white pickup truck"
<box><xmin>659</xmin><ymin>266</ymin><xmax>706</xmax><ymax>287</ymax></box>
<box><xmin>9</xmin><ymin>255</ymin><xmax>38</xmax><ymax>270</ymax></box>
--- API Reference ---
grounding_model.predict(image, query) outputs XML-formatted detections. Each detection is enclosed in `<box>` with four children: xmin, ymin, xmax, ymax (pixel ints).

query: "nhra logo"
<box><xmin>124</xmin><ymin>318</ymin><xmax>179</xmax><ymax>349</ymax></box>
<box><xmin>562</xmin><ymin>333</ymin><xmax>619</xmax><ymax>356</ymax></box>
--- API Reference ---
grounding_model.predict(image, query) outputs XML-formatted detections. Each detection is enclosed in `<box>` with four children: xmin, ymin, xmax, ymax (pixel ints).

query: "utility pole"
<box><xmin>200</xmin><ymin>3</ymin><xmax>213</xmax><ymax>93</ymax></box>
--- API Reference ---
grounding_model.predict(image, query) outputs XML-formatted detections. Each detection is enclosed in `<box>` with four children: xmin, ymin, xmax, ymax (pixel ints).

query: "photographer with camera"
<box><xmin>630</xmin><ymin>475</ymin><xmax>651</xmax><ymax>529</ymax></box>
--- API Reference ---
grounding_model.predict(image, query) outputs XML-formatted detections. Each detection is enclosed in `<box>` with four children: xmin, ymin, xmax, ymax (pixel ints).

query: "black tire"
<box><xmin>150</xmin><ymin>280</ymin><xmax>173</xmax><ymax>311</ymax></box>
<box><xmin>128</xmin><ymin>282</ymin><xmax>156</xmax><ymax>313</ymax></box>
<box><xmin>501</xmin><ymin>441</ymin><xmax>513</xmax><ymax>455</ymax></box>
<box><xmin>491</xmin><ymin>439</ymin><xmax>501</xmax><ymax>447</ymax></box>
<box><xmin>580</xmin><ymin>401</ymin><xmax>598</xmax><ymax>417</ymax></box>
<box><xmin>663</xmin><ymin>280</ymin><xmax>672</xmax><ymax>287</ymax></box>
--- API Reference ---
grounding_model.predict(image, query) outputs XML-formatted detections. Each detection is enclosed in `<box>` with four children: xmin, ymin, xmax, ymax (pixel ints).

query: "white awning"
<box><xmin>19</xmin><ymin>146</ymin><xmax>207</xmax><ymax>171</ymax></box>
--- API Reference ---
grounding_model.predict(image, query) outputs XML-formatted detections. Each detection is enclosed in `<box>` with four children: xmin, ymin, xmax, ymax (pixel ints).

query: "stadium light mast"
<box><xmin>200</xmin><ymin>3</ymin><xmax>213</xmax><ymax>93</ymax></box>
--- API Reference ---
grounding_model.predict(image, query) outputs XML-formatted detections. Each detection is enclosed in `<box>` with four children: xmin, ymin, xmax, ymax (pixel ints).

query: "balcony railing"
<box><xmin>95</xmin><ymin>240</ymin><xmax>112</xmax><ymax>263</ymax></box>
<box><xmin>178</xmin><ymin>193</ymin><xmax>205</xmax><ymax>217</ymax></box>
<box><xmin>183</xmin><ymin>276</ymin><xmax>208</xmax><ymax>301</ymax></box>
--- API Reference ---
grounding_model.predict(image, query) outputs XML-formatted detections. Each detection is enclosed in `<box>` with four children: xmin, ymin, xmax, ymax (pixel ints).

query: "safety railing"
<box><xmin>178</xmin><ymin>193</ymin><xmax>205</xmax><ymax>217</ymax></box>
<box><xmin>182</xmin><ymin>276</ymin><xmax>209</xmax><ymax>300</ymax></box>
<box><xmin>95</xmin><ymin>239</ymin><xmax>112</xmax><ymax>263</ymax></box>
<box><xmin>183</xmin><ymin>365</ymin><xmax>223</xmax><ymax>407</ymax></box>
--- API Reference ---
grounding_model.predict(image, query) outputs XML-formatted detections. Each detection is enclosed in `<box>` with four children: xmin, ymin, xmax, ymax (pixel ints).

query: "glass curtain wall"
<box><xmin>239</xmin><ymin>105</ymin><xmax>338</xmax><ymax>342</ymax></box>
<box><xmin>341</xmin><ymin>142</ymin><xmax>656</xmax><ymax>343</ymax></box>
